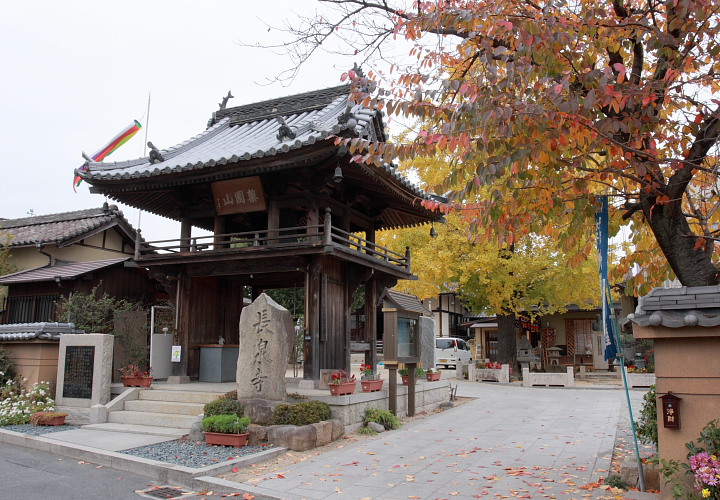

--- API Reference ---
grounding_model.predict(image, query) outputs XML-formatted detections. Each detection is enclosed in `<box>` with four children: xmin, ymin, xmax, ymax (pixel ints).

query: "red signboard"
<box><xmin>211</xmin><ymin>177</ymin><xmax>266</xmax><ymax>215</ymax></box>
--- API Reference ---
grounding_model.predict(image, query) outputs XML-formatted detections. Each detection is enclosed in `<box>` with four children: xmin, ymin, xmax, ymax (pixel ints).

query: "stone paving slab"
<box><xmin>229</xmin><ymin>381</ymin><xmax>656</xmax><ymax>500</ymax></box>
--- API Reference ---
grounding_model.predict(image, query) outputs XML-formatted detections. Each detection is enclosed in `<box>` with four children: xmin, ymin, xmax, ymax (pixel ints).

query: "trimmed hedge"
<box><xmin>201</xmin><ymin>414</ymin><xmax>250</xmax><ymax>434</ymax></box>
<box><xmin>273</xmin><ymin>400</ymin><xmax>332</xmax><ymax>426</ymax></box>
<box><xmin>204</xmin><ymin>397</ymin><xmax>244</xmax><ymax>418</ymax></box>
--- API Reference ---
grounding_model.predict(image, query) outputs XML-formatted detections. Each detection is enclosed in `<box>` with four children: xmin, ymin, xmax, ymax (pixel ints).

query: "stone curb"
<box><xmin>0</xmin><ymin>428</ymin><xmax>287</xmax><ymax>494</ymax></box>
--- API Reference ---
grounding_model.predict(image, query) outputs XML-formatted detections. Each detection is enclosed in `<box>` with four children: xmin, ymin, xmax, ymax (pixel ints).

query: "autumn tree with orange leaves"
<box><xmin>276</xmin><ymin>0</ymin><xmax>720</xmax><ymax>293</ymax></box>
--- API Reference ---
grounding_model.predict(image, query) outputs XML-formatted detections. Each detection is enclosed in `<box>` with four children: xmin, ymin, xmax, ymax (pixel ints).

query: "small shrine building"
<box><xmin>79</xmin><ymin>83</ymin><xmax>440</xmax><ymax>381</ymax></box>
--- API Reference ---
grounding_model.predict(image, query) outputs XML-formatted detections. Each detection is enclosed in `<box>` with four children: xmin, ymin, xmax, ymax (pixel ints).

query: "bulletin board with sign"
<box><xmin>211</xmin><ymin>177</ymin><xmax>266</xmax><ymax>215</ymax></box>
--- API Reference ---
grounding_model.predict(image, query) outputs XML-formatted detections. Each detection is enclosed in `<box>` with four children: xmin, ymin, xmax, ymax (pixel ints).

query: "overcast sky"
<box><xmin>0</xmin><ymin>1</ymin><xmax>368</xmax><ymax>241</ymax></box>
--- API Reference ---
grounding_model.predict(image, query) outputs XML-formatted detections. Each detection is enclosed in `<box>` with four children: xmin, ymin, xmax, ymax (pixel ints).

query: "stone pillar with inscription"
<box><xmin>236</xmin><ymin>293</ymin><xmax>293</xmax><ymax>403</ymax></box>
<box><xmin>55</xmin><ymin>334</ymin><xmax>113</xmax><ymax>419</ymax></box>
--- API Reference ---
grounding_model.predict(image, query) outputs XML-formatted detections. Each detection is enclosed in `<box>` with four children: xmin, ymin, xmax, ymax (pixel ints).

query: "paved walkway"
<box><xmin>226</xmin><ymin>381</ymin><xmax>655</xmax><ymax>500</ymax></box>
<box><xmin>0</xmin><ymin>376</ymin><xmax>659</xmax><ymax>500</ymax></box>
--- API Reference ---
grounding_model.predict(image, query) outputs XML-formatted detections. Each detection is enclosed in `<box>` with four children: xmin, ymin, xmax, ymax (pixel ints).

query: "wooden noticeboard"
<box><xmin>212</xmin><ymin>177</ymin><xmax>266</xmax><ymax>215</ymax></box>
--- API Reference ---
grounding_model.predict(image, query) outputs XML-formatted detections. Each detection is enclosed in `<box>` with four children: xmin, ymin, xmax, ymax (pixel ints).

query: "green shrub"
<box><xmin>398</xmin><ymin>367</ymin><xmax>426</xmax><ymax>377</ymax></box>
<box><xmin>273</xmin><ymin>400</ymin><xmax>332</xmax><ymax>426</ymax></box>
<box><xmin>202</xmin><ymin>414</ymin><xmax>250</xmax><ymax>434</ymax></box>
<box><xmin>357</xmin><ymin>426</ymin><xmax>379</xmax><ymax>436</ymax></box>
<box><xmin>364</xmin><ymin>407</ymin><xmax>401</xmax><ymax>430</ymax></box>
<box><xmin>635</xmin><ymin>385</ymin><xmax>658</xmax><ymax>447</ymax></box>
<box><xmin>0</xmin><ymin>345</ymin><xmax>15</xmax><ymax>385</ymax></box>
<box><xmin>604</xmin><ymin>475</ymin><xmax>628</xmax><ymax>490</ymax></box>
<box><xmin>203</xmin><ymin>397</ymin><xmax>244</xmax><ymax>418</ymax></box>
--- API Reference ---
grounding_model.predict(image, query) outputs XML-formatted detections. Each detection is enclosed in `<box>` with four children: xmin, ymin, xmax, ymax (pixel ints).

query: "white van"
<box><xmin>435</xmin><ymin>337</ymin><xmax>473</xmax><ymax>368</ymax></box>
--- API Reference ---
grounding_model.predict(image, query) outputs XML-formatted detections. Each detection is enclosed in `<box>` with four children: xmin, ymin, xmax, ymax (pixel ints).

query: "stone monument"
<box><xmin>55</xmin><ymin>334</ymin><xmax>113</xmax><ymax>422</ymax></box>
<box><xmin>236</xmin><ymin>293</ymin><xmax>293</xmax><ymax>403</ymax></box>
<box><xmin>419</xmin><ymin>316</ymin><xmax>436</xmax><ymax>370</ymax></box>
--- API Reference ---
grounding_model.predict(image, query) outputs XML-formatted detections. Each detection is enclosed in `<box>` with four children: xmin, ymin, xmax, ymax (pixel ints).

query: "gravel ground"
<box><xmin>4</xmin><ymin>424</ymin><xmax>271</xmax><ymax>469</ymax></box>
<box><xmin>121</xmin><ymin>439</ymin><xmax>269</xmax><ymax>469</ymax></box>
<box><xmin>3</xmin><ymin>424</ymin><xmax>83</xmax><ymax>435</ymax></box>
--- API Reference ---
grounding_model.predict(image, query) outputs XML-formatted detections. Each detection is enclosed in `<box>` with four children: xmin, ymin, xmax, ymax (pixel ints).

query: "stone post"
<box><xmin>627</xmin><ymin>285</ymin><xmax>720</xmax><ymax>500</ymax></box>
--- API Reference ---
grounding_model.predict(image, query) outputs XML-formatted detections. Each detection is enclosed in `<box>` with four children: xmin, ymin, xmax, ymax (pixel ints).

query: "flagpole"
<box><xmin>608</xmin><ymin>280</ymin><xmax>646</xmax><ymax>491</ymax></box>
<box><xmin>596</xmin><ymin>195</ymin><xmax>645</xmax><ymax>491</ymax></box>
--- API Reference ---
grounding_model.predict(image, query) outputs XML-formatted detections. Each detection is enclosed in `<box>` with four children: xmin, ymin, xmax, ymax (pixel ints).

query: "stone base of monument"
<box><xmin>239</xmin><ymin>398</ymin><xmax>284</xmax><ymax>425</ymax></box>
<box><xmin>247</xmin><ymin>420</ymin><xmax>345</xmax><ymax>451</ymax></box>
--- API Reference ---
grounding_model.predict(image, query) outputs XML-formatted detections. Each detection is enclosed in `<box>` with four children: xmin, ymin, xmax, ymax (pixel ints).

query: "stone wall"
<box><xmin>522</xmin><ymin>367</ymin><xmax>574</xmax><ymax>387</ymax></box>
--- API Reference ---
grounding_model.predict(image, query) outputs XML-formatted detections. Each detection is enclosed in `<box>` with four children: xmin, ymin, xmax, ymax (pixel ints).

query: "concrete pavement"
<box><xmin>0</xmin><ymin>378</ymin><xmax>659</xmax><ymax>500</ymax></box>
<box><xmin>228</xmin><ymin>381</ymin><xmax>654</xmax><ymax>500</ymax></box>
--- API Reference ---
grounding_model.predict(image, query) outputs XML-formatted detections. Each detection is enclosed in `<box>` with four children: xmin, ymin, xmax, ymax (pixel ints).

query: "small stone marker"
<box><xmin>236</xmin><ymin>293</ymin><xmax>293</xmax><ymax>401</ymax></box>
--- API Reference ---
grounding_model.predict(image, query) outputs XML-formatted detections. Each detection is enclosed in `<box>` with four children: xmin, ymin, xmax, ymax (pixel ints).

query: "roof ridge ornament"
<box><xmin>218</xmin><ymin>91</ymin><xmax>234</xmax><ymax>110</ymax></box>
<box><xmin>276</xmin><ymin>115</ymin><xmax>296</xmax><ymax>141</ymax></box>
<box><xmin>147</xmin><ymin>142</ymin><xmax>165</xmax><ymax>164</ymax></box>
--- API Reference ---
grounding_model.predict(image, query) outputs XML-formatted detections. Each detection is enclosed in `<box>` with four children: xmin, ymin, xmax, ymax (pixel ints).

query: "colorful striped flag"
<box><xmin>73</xmin><ymin>120</ymin><xmax>142</xmax><ymax>191</ymax></box>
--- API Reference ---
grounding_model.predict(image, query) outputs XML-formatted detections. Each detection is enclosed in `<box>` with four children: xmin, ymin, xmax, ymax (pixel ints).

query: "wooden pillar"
<box><xmin>268</xmin><ymin>201</ymin><xmax>279</xmax><ymax>244</ymax></box>
<box><xmin>213</xmin><ymin>216</ymin><xmax>226</xmax><ymax>250</ymax></box>
<box><xmin>364</xmin><ymin>276</ymin><xmax>378</xmax><ymax>373</ymax></box>
<box><xmin>407</xmin><ymin>362</ymin><xmax>416</xmax><ymax>417</ymax></box>
<box><xmin>304</xmin><ymin>257</ymin><xmax>322</xmax><ymax>380</ymax></box>
<box><xmin>366</xmin><ymin>227</ymin><xmax>376</xmax><ymax>256</ymax></box>
<box><xmin>180</xmin><ymin>218</ymin><xmax>192</xmax><ymax>252</ymax></box>
<box><xmin>170</xmin><ymin>274</ymin><xmax>191</xmax><ymax>383</ymax></box>
<box><xmin>307</xmin><ymin>204</ymin><xmax>319</xmax><ymax>242</ymax></box>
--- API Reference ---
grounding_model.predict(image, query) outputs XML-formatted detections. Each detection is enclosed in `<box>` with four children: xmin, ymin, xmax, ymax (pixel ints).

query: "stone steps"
<box><xmin>137</xmin><ymin>389</ymin><xmax>225</xmax><ymax>404</ymax></box>
<box><xmin>107</xmin><ymin>388</ymin><xmax>226</xmax><ymax>431</ymax></box>
<box><xmin>108</xmin><ymin>409</ymin><xmax>201</xmax><ymax>429</ymax></box>
<box><xmin>124</xmin><ymin>399</ymin><xmax>206</xmax><ymax>416</ymax></box>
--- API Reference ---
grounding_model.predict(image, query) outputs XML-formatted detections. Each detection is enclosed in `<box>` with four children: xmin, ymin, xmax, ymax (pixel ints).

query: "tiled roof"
<box><xmin>626</xmin><ymin>285</ymin><xmax>720</xmax><ymax>328</ymax></box>
<box><xmin>0</xmin><ymin>205</ymin><xmax>135</xmax><ymax>247</ymax></box>
<box><xmin>380</xmin><ymin>289</ymin><xmax>431</xmax><ymax>314</ymax></box>
<box><xmin>0</xmin><ymin>258</ymin><xmax>130</xmax><ymax>285</ymax></box>
<box><xmin>79</xmin><ymin>85</ymin><xmax>427</xmax><ymax>200</ymax></box>
<box><xmin>0</xmin><ymin>322</ymin><xmax>83</xmax><ymax>341</ymax></box>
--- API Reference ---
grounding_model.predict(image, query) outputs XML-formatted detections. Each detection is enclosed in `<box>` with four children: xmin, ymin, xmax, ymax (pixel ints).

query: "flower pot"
<box><xmin>401</xmin><ymin>375</ymin><xmax>409</xmax><ymax>385</ymax></box>
<box><xmin>121</xmin><ymin>376</ymin><xmax>153</xmax><ymax>388</ymax></box>
<box><xmin>329</xmin><ymin>382</ymin><xmax>356</xmax><ymax>396</ymax></box>
<box><xmin>426</xmin><ymin>372</ymin><xmax>441</xmax><ymax>382</ymax></box>
<box><xmin>361</xmin><ymin>379</ymin><xmax>384</xmax><ymax>392</ymax></box>
<box><xmin>40</xmin><ymin>415</ymin><xmax>66</xmax><ymax>426</ymax></box>
<box><xmin>204</xmin><ymin>431</ymin><xmax>249</xmax><ymax>447</ymax></box>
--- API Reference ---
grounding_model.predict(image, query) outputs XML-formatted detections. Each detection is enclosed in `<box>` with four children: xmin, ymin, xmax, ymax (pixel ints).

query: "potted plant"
<box><xmin>359</xmin><ymin>363</ymin><xmax>384</xmax><ymax>392</ymax></box>
<box><xmin>118</xmin><ymin>363</ymin><xmax>153</xmax><ymax>387</ymax></box>
<box><xmin>425</xmin><ymin>368</ymin><xmax>441</xmax><ymax>382</ymax></box>
<box><xmin>398</xmin><ymin>367</ymin><xmax>426</xmax><ymax>385</ymax></box>
<box><xmin>202</xmin><ymin>414</ymin><xmax>251</xmax><ymax>447</ymax></box>
<box><xmin>329</xmin><ymin>369</ymin><xmax>356</xmax><ymax>396</ymax></box>
<box><xmin>30</xmin><ymin>411</ymin><xmax>68</xmax><ymax>426</ymax></box>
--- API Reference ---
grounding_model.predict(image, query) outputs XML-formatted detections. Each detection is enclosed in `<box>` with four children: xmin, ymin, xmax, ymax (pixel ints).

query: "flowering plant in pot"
<box><xmin>359</xmin><ymin>363</ymin><xmax>384</xmax><ymax>392</ymax></box>
<box><xmin>425</xmin><ymin>368</ymin><xmax>441</xmax><ymax>382</ymax></box>
<box><xmin>118</xmin><ymin>364</ymin><xmax>153</xmax><ymax>387</ymax></box>
<box><xmin>202</xmin><ymin>414</ymin><xmax>251</xmax><ymax>447</ymax></box>
<box><xmin>329</xmin><ymin>369</ymin><xmax>356</xmax><ymax>396</ymax></box>
<box><xmin>398</xmin><ymin>367</ymin><xmax>426</xmax><ymax>385</ymax></box>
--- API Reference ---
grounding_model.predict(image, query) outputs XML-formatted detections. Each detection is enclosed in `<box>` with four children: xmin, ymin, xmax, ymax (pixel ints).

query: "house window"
<box><xmin>566</xmin><ymin>319</ymin><xmax>594</xmax><ymax>356</ymax></box>
<box><xmin>485</xmin><ymin>330</ymin><xmax>499</xmax><ymax>361</ymax></box>
<box><xmin>3</xmin><ymin>295</ymin><xmax>59</xmax><ymax>324</ymax></box>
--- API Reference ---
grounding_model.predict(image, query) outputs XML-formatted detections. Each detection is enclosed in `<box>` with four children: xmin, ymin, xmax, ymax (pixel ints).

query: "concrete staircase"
<box><xmin>85</xmin><ymin>388</ymin><xmax>226</xmax><ymax>436</ymax></box>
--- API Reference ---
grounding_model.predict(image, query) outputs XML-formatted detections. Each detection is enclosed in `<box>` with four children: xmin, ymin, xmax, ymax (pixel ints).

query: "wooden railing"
<box><xmin>135</xmin><ymin>215</ymin><xmax>410</xmax><ymax>271</ymax></box>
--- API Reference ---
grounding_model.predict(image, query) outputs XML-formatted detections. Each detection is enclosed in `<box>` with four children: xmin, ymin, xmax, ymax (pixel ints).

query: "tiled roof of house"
<box><xmin>79</xmin><ymin>85</ymin><xmax>426</xmax><ymax>200</ymax></box>
<box><xmin>0</xmin><ymin>258</ymin><xmax>131</xmax><ymax>285</ymax></box>
<box><xmin>380</xmin><ymin>289</ymin><xmax>431</xmax><ymax>314</ymax></box>
<box><xmin>0</xmin><ymin>205</ymin><xmax>136</xmax><ymax>247</ymax></box>
<box><xmin>626</xmin><ymin>285</ymin><xmax>720</xmax><ymax>328</ymax></box>
<box><xmin>0</xmin><ymin>322</ymin><xmax>84</xmax><ymax>341</ymax></box>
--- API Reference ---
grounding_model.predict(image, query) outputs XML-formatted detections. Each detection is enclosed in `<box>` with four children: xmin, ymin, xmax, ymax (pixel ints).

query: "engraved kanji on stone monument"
<box><xmin>236</xmin><ymin>293</ymin><xmax>293</xmax><ymax>401</ymax></box>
